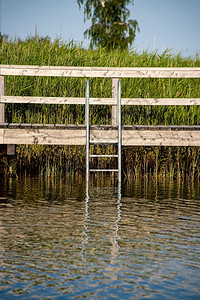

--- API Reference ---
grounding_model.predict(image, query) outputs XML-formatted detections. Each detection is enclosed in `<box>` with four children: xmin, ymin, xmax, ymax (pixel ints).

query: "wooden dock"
<box><xmin>1</xmin><ymin>65</ymin><xmax>200</xmax><ymax>151</ymax></box>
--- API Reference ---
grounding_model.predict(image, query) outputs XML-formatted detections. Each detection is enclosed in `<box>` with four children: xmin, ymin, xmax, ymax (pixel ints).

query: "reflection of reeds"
<box><xmin>1</xmin><ymin>37</ymin><xmax>200</xmax><ymax>177</ymax></box>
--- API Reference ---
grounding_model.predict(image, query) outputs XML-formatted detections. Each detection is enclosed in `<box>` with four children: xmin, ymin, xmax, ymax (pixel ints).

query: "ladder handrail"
<box><xmin>118</xmin><ymin>80</ymin><xmax>122</xmax><ymax>183</ymax></box>
<box><xmin>85</xmin><ymin>80</ymin><xmax>90</xmax><ymax>183</ymax></box>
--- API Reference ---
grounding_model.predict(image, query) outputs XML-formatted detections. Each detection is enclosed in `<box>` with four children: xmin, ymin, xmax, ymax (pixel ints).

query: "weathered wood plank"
<box><xmin>54</xmin><ymin>124</ymin><xmax>66</xmax><ymax>129</ymax></box>
<box><xmin>2</xmin><ymin>127</ymin><xmax>200</xmax><ymax>146</ymax></box>
<box><xmin>0</xmin><ymin>123</ymin><xmax>8</xmax><ymax>128</ymax></box>
<box><xmin>0</xmin><ymin>96</ymin><xmax>85</xmax><ymax>104</ymax></box>
<box><xmin>111</xmin><ymin>78</ymin><xmax>118</xmax><ymax>126</ymax></box>
<box><xmin>3</xmin><ymin>129</ymin><xmax>86</xmax><ymax>145</ymax></box>
<box><xmin>90</xmin><ymin>128</ymin><xmax>118</xmax><ymax>143</ymax></box>
<box><xmin>8</xmin><ymin>123</ymin><xmax>20</xmax><ymax>128</ymax></box>
<box><xmin>122</xmin><ymin>130</ymin><xmax>200</xmax><ymax>146</ymax></box>
<box><xmin>0</xmin><ymin>96</ymin><xmax>113</xmax><ymax>105</ymax></box>
<box><xmin>2</xmin><ymin>124</ymin><xmax>200</xmax><ymax>131</ymax></box>
<box><xmin>1</xmin><ymin>65</ymin><xmax>200</xmax><ymax>78</ymax></box>
<box><xmin>2</xmin><ymin>123</ymin><xmax>200</xmax><ymax>131</ymax></box>
<box><xmin>43</xmin><ymin>124</ymin><xmax>55</xmax><ymax>129</ymax></box>
<box><xmin>122</xmin><ymin>125</ymin><xmax>200</xmax><ymax>130</ymax></box>
<box><xmin>7</xmin><ymin>145</ymin><xmax>15</xmax><ymax>155</ymax></box>
<box><xmin>20</xmin><ymin>123</ymin><xmax>32</xmax><ymax>129</ymax></box>
<box><xmin>2</xmin><ymin>96</ymin><xmax>200</xmax><ymax>106</ymax></box>
<box><xmin>0</xmin><ymin>129</ymin><xmax>3</xmax><ymax>144</ymax></box>
<box><xmin>121</xmin><ymin>98</ymin><xmax>200</xmax><ymax>106</ymax></box>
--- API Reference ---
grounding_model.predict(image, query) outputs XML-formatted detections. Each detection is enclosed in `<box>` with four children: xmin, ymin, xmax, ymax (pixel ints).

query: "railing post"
<box><xmin>112</xmin><ymin>78</ymin><xmax>119</xmax><ymax>126</ymax></box>
<box><xmin>0</xmin><ymin>76</ymin><xmax>15</xmax><ymax>155</ymax></box>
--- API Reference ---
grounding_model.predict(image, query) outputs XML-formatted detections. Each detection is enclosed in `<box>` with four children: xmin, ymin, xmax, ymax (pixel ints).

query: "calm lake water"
<box><xmin>0</xmin><ymin>175</ymin><xmax>200</xmax><ymax>299</ymax></box>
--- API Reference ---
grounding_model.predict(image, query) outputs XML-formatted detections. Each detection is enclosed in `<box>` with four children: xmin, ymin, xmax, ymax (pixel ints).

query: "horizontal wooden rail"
<box><xmin>1</xmin><ymin>65</ymin><xmax>200</xmax><ymax>78</ymax></box>
<box><xmin>1</xmin><ymin>96</ymin><xmax>200</xmax><ymax>105</ymax></box>
<box><xmin>1</xmin><ymin>124</ymin><xmax>200</xmax><ymax>146</ymax></box>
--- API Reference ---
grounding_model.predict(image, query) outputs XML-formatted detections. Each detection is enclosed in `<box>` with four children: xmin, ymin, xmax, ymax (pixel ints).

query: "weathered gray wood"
<box><xmin>7</xmin><ymin>145</ymin><xmax>15</xmax><ymax>155</ymax></box>
<box><xmin>20</xmin><ymin>123</ymin><xmax>32</xmax><ymax>129</ymax></box>
<box><xmin>1</xmin><ymin>65</ymin><xmax>200</xmax><ymax>150</ymax></box>
<box><xmin>55</xmin><ymin>124</ymin><xmax>66</xmax><ymax>129</ymax></box>
<box><xmin>0</xmin><ymin>129</ymin><xmax>3</xmax><ymax>144</ymax></box>
<box><xmin>1</xmin><ymin>65</ymin><xmax>200</xmax><ymax>78</ymax></box>
<box><xmin>0</xmin><ymin>96</ymin><xmax>115</xmax><ymax>105</ymax></box>
<box><xmin>43</xmin><ymin>124</ymin><xmax>55</xmax><ymax>129</ymax></box>
<box><xmin>90</xmin><ymin>125</ymin><xmax>117</xmax><ymax>130</ymax></box>
<box><xmin>65</xmin><ymin>124</ymin><xmax>78</xmax><ymax>129</ymax></box>
<box><xmin>0</xmin><ymin>77</ymin><xmax>15</xmax><ymax>154</ymax></box>
<box><xmin>3</xmin><ymin>129</ymin><xmax>86</xmax><ymax>145</ymax></box>
<box><xmin>2</xmin><ymin>123</ymin><xmax>200</xmax><ymax>131</ymax></box>
<box><xmin>122</xmin><ymin>130</ymin><xmax>200</xmax><ymax>146</ymax></box>
<box><xmin>0</xmin><ymin>76</ymin><xmax>5</xmax><ymax>123</ymax></box>
<box><xmin>2</xmin><ymin>96</ymin><xmax>200</xmax><ymax>106</ymax></box>
<box><xmin>32</xmin><ymin>124</ymin><xmax>44</xmax><ymax>129</ymax></box>
<box><xmin>0</xmin><ymin>123</ymin><xmax>8</xmax><ymax>128</ymax></box>
<box><xmin>121</xmin><ymin>98</ymin><xmax>200</xmax><ymax>106</ymax></box>
<box><xmin>8</xmin><ymin>123</ymin><xmax>20</xmax><ymax>128</ymax></box>
<box><xmin>2</xmin><ymin>127</ymin><xmax>200</xmax><ymax>146</ymax></box>
<box><xmin>112</xmin><ymin>78</ymin><xmax>118</xmax><ymax>126</ymax></box>
<box><xmin>0</xmin><ymin>96</ymin><xmax>86</xmax><ymax>105</ymax></box>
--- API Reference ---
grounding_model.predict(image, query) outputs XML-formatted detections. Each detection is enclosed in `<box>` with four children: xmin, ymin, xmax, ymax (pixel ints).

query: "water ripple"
<box><xmin>0</xmin><ymin>176</ymin><xmax>200</xmax><ymax>299</ymax></box>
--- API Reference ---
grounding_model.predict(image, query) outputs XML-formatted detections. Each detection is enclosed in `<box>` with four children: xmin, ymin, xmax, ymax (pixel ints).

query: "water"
<box><xmin>0</xmin><ymin>175</ymin><xmax>200</xmax><ymax>299</ymax></box>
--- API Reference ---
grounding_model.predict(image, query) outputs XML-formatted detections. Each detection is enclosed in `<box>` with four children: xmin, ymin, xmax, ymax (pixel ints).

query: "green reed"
<box><xmin>1</xmin><ymin>36</ymin><xmax>200</xmax><ymax>177</ymax></box>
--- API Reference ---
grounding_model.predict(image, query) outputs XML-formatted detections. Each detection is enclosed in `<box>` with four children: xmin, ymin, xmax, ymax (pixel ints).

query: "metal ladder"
<box><xmin>85</xmin><ymin>79</ymin><xmax>122</xmax><ymax>183</ymax></box>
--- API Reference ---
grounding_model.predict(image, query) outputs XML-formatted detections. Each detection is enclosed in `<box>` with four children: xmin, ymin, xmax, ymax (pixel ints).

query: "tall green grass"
<box><xmin>1</xmin><ymin>36</ymin><xmax>200</xmax><ymax>178</ymax></box>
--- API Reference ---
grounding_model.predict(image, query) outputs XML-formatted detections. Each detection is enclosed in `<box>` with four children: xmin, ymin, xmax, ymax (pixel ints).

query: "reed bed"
<box><xmin>1</xmin><ymin>36</ymin><xmax>200</xmax><ymax>178</ymax></box>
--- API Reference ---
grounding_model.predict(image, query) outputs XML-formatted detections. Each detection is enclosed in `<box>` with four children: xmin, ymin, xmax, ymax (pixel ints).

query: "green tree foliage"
<box><xmin>77</xmin><ymin>0</ymin><xmax>139</xmax><ymax>49</ymax></box>
<box><xmin>0</xmin><ymin>32</ymin><xmax>8</xmax><ymax>45</ymax></box>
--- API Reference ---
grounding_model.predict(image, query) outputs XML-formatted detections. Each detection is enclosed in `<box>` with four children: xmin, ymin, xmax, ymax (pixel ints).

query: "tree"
<box><xmin>77</xmin><ymin>0</ymin><xmax>139</xmax><ymax>50</ymax></box>
<box><xmin>0</xmin><ymin>33</ymin><xmax>8</xmax><ymax>45</ymax></box>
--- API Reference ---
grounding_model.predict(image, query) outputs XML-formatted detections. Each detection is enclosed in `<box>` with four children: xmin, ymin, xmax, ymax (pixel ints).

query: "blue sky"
<box><xmin>1</xmin><ymin>0</ymin><xmax>200</xmax><ymax>57</ymax></box>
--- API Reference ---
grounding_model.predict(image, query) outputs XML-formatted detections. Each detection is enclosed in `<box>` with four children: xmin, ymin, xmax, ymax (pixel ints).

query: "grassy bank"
<box><xmin>1</xmin><ymin>36</ymin><xmax>200</xmax><ymax>178</ymax></box>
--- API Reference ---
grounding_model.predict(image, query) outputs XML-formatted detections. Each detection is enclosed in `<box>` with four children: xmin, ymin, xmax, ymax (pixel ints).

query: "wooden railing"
<box><xmin>0</xmin><ymin>65</ymin><xmax>200</xmax><ymax>148</ymax></box>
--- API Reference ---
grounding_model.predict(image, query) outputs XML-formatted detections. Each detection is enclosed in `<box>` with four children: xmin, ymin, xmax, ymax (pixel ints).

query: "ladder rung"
<box><xmin>90</xmin><ymin>140</ymin><xmax>118</xmax><ymax>145</ymax></box>
<box><xmin>90</xmin><ymin>169</ymin><xmax>118</xmax><ymax>172</ymax></box>
<box><xmin>89</xmin><ymin>154</ymin><xmax>118</xmax><ymax>158</ymax></box>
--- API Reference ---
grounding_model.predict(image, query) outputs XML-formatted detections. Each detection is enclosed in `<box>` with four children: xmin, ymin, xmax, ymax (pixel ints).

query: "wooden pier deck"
<box><xmin>1</xmin><ymin>65</ymin><xmax>200</xmax><ymax>152</ymax></box>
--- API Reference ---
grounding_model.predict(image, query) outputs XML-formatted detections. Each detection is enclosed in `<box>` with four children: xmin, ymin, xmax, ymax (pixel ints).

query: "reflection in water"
<box><xmin>0</xmin><ymin>175</ymin><xmax>200</xmax><ymax>299</ymax></box>
<box><xmin>84</xmin><ymin>183</ymin><xmax>122</xmax><ymax>284</ymax></box>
